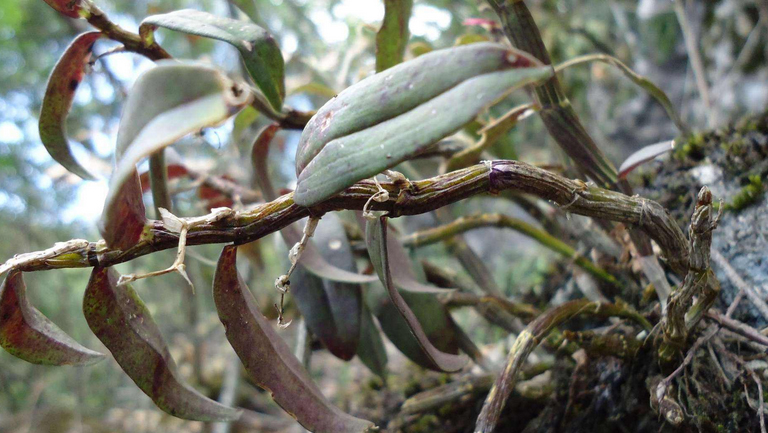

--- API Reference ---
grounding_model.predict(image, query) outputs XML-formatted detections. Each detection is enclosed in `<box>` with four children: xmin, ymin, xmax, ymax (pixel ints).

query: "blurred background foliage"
<box><xmin>0</xmin><ymin>0</ymin><xmax>766</xmax><ymax>431</ymax></box>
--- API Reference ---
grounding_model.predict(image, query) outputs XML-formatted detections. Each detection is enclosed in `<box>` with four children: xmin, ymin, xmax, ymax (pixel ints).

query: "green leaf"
<box><xmin>83</xmin><ymin>267</ymin><xmax>241</xmax><ymax>422</ymax></box>
<box><xmin>42</xmin><ymin>0</ymin><xmax>84</xmax><ymax>18</ymax></box>
<box><xmin>39</xmin><ymin>31</ymin><xmax>102</xmax><ymax>180</ymax></box>
<box><xmin>0</xmin><ymin>270</ymin><xmax>104</xmax><ymax>366</ymax></box>
<box><xmin>356</xmin><ymin>304</ymin><xmax>388</xmax><ymax>379</ymax></box>
<box><xmin>141</xmin><ymin>9</ymin><xmax>285</xmax><ymax>111</ymax></box>
<box><xmin>100</xmin><ymin>61</ymin><xmax>250</xmax><ymax>249</ymax></box>
<box><xmin>294</xmin><ymin>43</ymin><xmax>552</xmax><ymax>206</ymax></box>
<box><xmin>295</xmin><ymin>43</ymin><xmax>541</xmax><ymax>176</ymax></box>
<box><xmin>213</xmin><ymin>245</ymin><xmax>375</xmax><ymax>433</ymax></box>
<box><xmin>375</xmin><ymin>0</ymin><xmax>413</xmax><ymax>73</ymax></box>
<box><xmin>364</xmin><ymin>216</ymin><xmax>468</xmax><ymax>372</ymax></box>
<box><xmin>291</xmin><ymin>214</ymin><xmax>362</xmax><ymax>361</ymax></box>
<box><xmin>249</xmin><ymin>124</ymin><xmax>378</xmax><ymax>284</ymax></box>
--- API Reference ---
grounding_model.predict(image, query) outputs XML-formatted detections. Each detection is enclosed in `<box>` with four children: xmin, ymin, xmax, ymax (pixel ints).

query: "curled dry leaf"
<box><xmin>141</xmin><ymin>9</ymin><xmax>285</xmax><ymax>110</ymax></box>
<box><xmin>100</xmin><ymin>61</ymin><xmax>250</xmax><ymax>249</ymax></box>
<box><xmin>365</xmin><ymin>216</ymin><xmax>468</xmax><ymax>372</ymax></box>
<box><xmin>0</xmin><ymin>270</ymin><xmax>104</xmax><ymax>366</ymax></box>
<box><xmin>213</xmin><ymin>245</ymin><xmax>375</xmax><ymax>433</ymax></box>
<box><xmin>291</xmin><ymin>214</ymin><xmax>362</xmax><ymax>361</ymax></box>
<box><xmin>39</xmin><ymin>31</ymin><xmax>102</xmax><ymax>180</ymax></box>
<box><xmin>294</xmin><ymin>42</ymin><xmax>552</xmax><ymax>206</ymax></box>
<box><xmin>83</xmin><ymin>267</ymin><xmax>241</xmax><ymax>422</ymax></box>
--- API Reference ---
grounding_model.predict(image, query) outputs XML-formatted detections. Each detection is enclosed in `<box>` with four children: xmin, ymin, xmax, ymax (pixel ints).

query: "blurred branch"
<box><xmin>402</xmin><ymin>213</ymin><xmax>621</xmax><ymax>286</ymax></box>
<box><xmin>673</xmin><ymin>0</ymin><xmax>713</xmax><ymax>127</ymax></box>
<box><xmin>2</xmin><ymin>160</ymin><xmax>689</xmax><ymax>277</ymax></box>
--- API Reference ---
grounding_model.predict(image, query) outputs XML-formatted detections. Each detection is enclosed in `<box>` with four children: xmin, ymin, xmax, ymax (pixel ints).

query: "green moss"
<box><xmin>410</xmin><ymin>414</ymin><xmax>439</xmax><ymax>432</ymax></box>
<box><xmin>725</xmin><ymin>175</ymin><xmax>764</xmax><ymax>211</ymax></box>
<box><xmin>675</xmin><ymin>132</ymin><xmax>707</xmax><ymax>161</ymax></box>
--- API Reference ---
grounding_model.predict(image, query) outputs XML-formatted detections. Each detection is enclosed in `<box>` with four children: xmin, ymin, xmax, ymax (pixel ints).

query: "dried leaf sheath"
<box><xmin>83</xmin><ymin>267</ymin><xmax>241</xmax><ymax>422</ymax></box>
<box><xmin>213</xmin><ymin>246</ymin><xmax>374</xmax><ymax>433</ymax></box>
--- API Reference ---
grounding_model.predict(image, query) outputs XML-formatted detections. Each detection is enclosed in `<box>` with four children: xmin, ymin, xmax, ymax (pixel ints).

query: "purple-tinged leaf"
<box><xmin>99</xmin><ymin>168</ymin><xmax>147</xmax><ymax>250</ymax></box>
<box><xmin>618</xmin><ymin>140</ymin><xmax>675</xmax><ymax>179</ymax></box>
<box><xmin>42</xmin><ymin>0</ymin><xmax>84</xmax><ymax>18</ymax></box>
<box><xmin>0</xmin><ymin>270</ymin><xmax>104</xmax><ymax>366</ymax></box>
<box><xmin>365</xmin><ymin>216</ymin><xmax>468</xmax><ymax>372</ymax></box>
<box><xmin>141</xmin><ymin>9</ymin><xmax>285</xmax><ymax>111</ymax></box>
<box><xmin>83</xmin><ymin>267</ymin><xmax>241</xmax><ymax>422</ymax></box>
<box><xmin>39</xmin><ymin>31</ymin><xmax>102</xmax><ymax>180</ymax></box>
<box><xmin>356</xmin><ymin>304</ymin><xmax>388</xmax><ymax>379</ymax></box>
<box><xmin>213</xmin><ymin>246</ymin><xmax>375</xmax><ymax>433</ymax></box>
<box><xmin>291</xmin><ymin>214</ymin><xmax>362</xmax><ymax>361</ymax></box>
<box><xmin>250</xmin><ymin>123</ymin><xmax>281</xmax><ymax>200</ymax></box>
<box><xmin>369</xmin><ymin>284</ymin><xmax>460</xmax><ymax>371</ymax></box>
<box><xmin>355</xmin><ymin>212</ymin><xmax>449</xmax><ymax>293</ymax></box>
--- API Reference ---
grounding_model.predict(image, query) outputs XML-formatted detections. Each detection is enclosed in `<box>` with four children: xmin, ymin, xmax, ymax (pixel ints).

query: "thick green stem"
<box><xmin>1</xmin><ymin>160</ymin><xmax>689</xmax><ymax>277</ymax></box>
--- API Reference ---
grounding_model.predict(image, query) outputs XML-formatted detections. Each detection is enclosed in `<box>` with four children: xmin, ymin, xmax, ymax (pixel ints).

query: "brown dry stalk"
<box><xmin>1</xmin><ymin>160</ymin><xmax>689</xmax><ymax>276</ymax></box>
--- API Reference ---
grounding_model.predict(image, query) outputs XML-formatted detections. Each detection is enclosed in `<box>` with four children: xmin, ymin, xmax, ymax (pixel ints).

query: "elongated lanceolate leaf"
<box><xmin>354</xmin><ymin>212</ymin><xmax>449</xmax><ymax>294</ymax></box>
<box><xmin>296</xmin><ymin>42</ymin><xmax>541</xmax><ymax>176</ymax></box>
<box><xmin>376</xmin><ymin>0</ymin><xmax>413</xmax><ymax>72</ymax></box>
<box><xmin>370</xmin><ymin>285</ymin><xmax>461</xmax><ymax>371</ymax></box>
<box><xmin>43</xmin><ymin>0</ymin><xmax>84</xmax><ymax>18</ymax></box>
<box><xmin>618</xmin><ymin>140</ymin><xmax>675</xmax><ymax>179</ymax></box>
<box><xmin>356</xmin><ymin>304</ymin><xmax>388</xmax><ymax>379</ymax></box>
<box><xmin>101</xmin><ymin>62</ymin><xmax>250</xmax><ymax>249</ymax></box>
<box><xmin>39</xmin><ymin>32</ymin><xmax>102</xmax><ymax>180</ymax></box>
<box><xmin>365</xmin><ymin>216</ymin><xmax>468</xmax><ymax>372</ymax></box>
<box><xmin>0</xmin><ymin>270</ymin><xmax>104</xmax><ymax>366</ymax></box>
<box><xmin>141</xmin><ymin>9</ymin><xmax>284</xmax><ymax>110</ymax></box>
<box><xmin>83</xmin><ymin>267</ymin><xmax>241</xmax><ymax>421</ymax></box>
<box><xmin>295</xmin><ymin>63</ymin><xmax>552</xmax><ymax>206</ymax></box>
<box><xmin>291</xmin><ymin>214</ymin><xmax>362</xmax><ymax>360</ymax></box>
<box><xmin>213</xmin><ymin>246</ymin><xmax>375</xmax><ymax>433</ymax></box>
